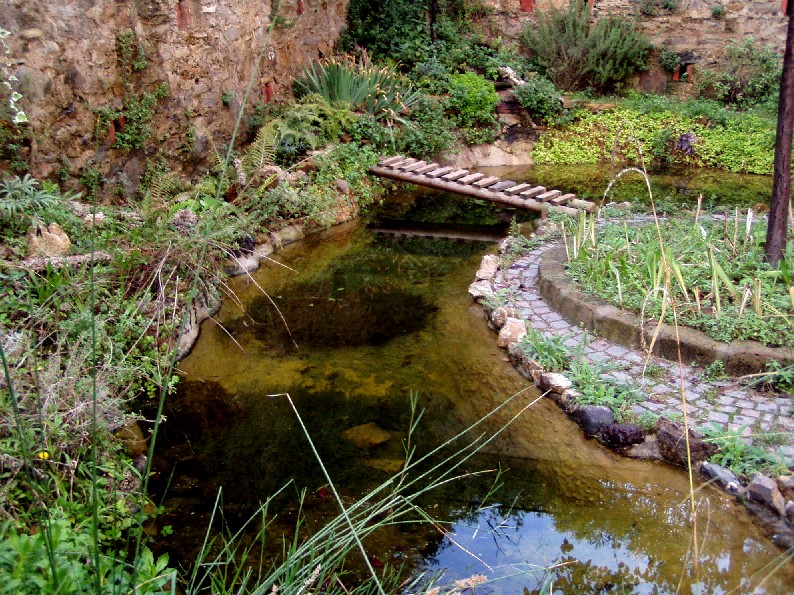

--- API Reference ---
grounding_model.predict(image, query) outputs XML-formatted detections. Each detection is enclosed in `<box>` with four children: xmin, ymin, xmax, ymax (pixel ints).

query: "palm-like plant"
<box><xmin>296</xmin><ymin>55</ymin><xmax>423</xmax><ymax>122</ymax></box>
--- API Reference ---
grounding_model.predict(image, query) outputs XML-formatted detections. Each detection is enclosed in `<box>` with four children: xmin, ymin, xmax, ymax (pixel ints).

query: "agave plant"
<box><xmin>296</xmin><ymin>55</ymin><xmax>422</xmax><ymax>122</ymax></box>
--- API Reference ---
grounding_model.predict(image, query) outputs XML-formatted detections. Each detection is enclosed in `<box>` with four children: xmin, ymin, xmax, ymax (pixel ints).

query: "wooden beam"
<box><xmin>458</xmin><ymin>173</ymin><xmax>486</xmax><ymax>184</ymax></box>
<box><xmin>505</xmin><ymin>183</ymin><xmax>532</xmax><ymax>195</ymax></box>
<box><xmin>489</xmin><ymin>181</ymin><xmax>517</xmax><ymax>192</ymax></box>
<box><xmin>403</xmin><ymin>160</ymin><xmax>429</xmax><ymax>172</ymax></box>
<box><xmin>414</xmin><ymin>163</ymin><xmax>440</xmax><ymax>174</ymax></box>
<box><xmin>520</xmin><ymin>186</ymin><xmax>546</xmax><ymax>198</ymax></box>
<box><xmin>473</xmin><ymin>176</ymin><xmax>501</xmax><ymax>188</ymax></box>
<box><xmin>442</xmin><ymin>169</ymin><xmax>470</xmax><ymax>181</ymax></box>
<box><xmin>380</xmin><ymin>155</ymin><xmax>405</xmax><ymax>166</ymax></box>
<box><xmin>426</xmin><ymin>166</ymin><xmax>454</xmax><ymax>178</ymax></box>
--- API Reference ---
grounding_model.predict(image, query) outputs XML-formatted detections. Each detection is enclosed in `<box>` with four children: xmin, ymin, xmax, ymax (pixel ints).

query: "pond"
<box><xmin>152</xmin><ymin>170</ymin><xmax>793</xmax><ymax>593</ymax></box>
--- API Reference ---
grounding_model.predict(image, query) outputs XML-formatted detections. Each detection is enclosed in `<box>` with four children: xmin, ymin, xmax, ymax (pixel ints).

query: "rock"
<box><xmin>599</xmin><ymin>424</ymin><xmax>645</xmax><ymax>449</ymax></box>
<box><xmin>20</xmin><ymin>28</ymin><xmax>45</xmax><ymax>41</ymax></box>
<box><xmin>476</xmin><ymin>254</ymin><xmax>500</xmax><ymax>281</ymax></box>
<box><xmin>498</xmin><ymin>317</ymin><xmax>526</xmax><ymax>347</ymax></box>
<box><xmin>225</xmin><ymin>254</ymin><xmax>259</xmax><ymax>276</ymax></box>
<box><xmin>625</xmin><ymin>437</ymin><xmax>663</xmax><ymax>461</ymax></box>
<box><xmin>172</xmin><ymin>209</ymin><xmax>198</xmax><ymax>235</ymax></box>
<box><xmin>571</xmin><ymin>405</ymin><xmax>615</xmax><ymax>437</ymax></box>
<box><xmin>468</xmin><ymin>280</ymin><xmax>494</xmax><ymax>302</ymax></box>
<box><xmin>114</xmin><ymin>421</ymin><xmax>148</xmax><ymax>457</ymax></box>
<box><xmin>26</xmin><ymin>223</ymin><xmax>71</xmax><ymax>257</ymax></box>
<box><xmin>490</xmin><ymin>306</ymin><xmax>516</xmax><ymax>329</ymax></box>
<box><xmin>286</xmin><ymin>170</ymin><xmax>308</xmax><ymax>187</ymax></box>
<box><xmin>786</xmin><ymin>501</ymin><xmax>794</xmax><ymax>524</ymax></box>
<box><xmin>700</xmin><ymin>461</ymin><xmax>742</xmax><ymax>496</ymax></box>
<box><xmin>253</xmin><ymin>241</ymin><xmax>274</xmax><ymax>259</ymax></box>
<box><xmin>655</xmin><ymin>420</ymin><xmax>717</xmax><ymax>468</ymax></box>
<box><xmin>342</xmin><ymin>422</ymin><xmax>391</xmax><ymax>449</ymax></box>
<box><xmin>748</xmin><ymin>474</ymin><xmax>787</xmax><ymax>517</ymax></box>
<box><xmin>82</xmin><ymin>212</ymin><xmax>106</xmax><ymax>227</ymax></box>
<box><xmin>365</xmin><ymin>458</ymin><xmax>405</xmax><ymax>474</ymax></box>
<box><xmin>274</xmin><ymin>225</ymin><xmax>304</xmax><ymax>246</ymax></box>
<box><xmin>335</xmin><ymin>178</ymin><xmax>351</xmax><ymax>195</ymax></box>
<box><xmin>539</xmin><ymin>372</ymin><xmax>573</xmax><ymax>395</ymax></box>
<box><xmin>557</xmin><ymin>388</ymin><xmax>580</xmax><ymax>410</ymax></box>
<box><xmin>777</xmin><ymin>475</ymin><xmax>794</xmax><ymax>500</ymax></box>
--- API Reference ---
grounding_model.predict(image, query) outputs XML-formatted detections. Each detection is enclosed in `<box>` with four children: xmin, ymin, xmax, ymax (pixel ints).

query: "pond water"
<box><xmin>152</xmin><ymin>171</ymin><xmax>794</xmax><ymax>593</ymax></box>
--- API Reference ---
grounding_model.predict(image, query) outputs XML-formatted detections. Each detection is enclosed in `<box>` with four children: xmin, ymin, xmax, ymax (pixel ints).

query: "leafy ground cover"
<box><xmin>533</xmin><ymin>96</ymin><xmax>777</xmax><ymax>174</ymax></box>
<box><xmin>565</xmin><ymin>212</ymin><xmax>794</xmax><ymax>347</ymax></box>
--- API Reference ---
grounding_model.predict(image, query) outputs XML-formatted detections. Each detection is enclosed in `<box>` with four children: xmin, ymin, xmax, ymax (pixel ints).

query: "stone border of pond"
<box><xmin>469</xmin><ymin>223</ymin><xmax>794</xmax><ymax>549</ymax></box>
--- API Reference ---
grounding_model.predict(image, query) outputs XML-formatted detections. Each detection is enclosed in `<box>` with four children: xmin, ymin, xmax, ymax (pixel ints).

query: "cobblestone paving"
<box><xmin>495</xmin><ymin>243</ymin><xmax>794</xmax><ymax>462</ymax></box>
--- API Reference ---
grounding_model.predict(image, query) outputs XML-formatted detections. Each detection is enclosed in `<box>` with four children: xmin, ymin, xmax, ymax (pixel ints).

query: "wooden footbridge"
<box><xmin>369</xmin><ymin>156</ymin><xmax>596</xmax><ymax>216</ymax></box>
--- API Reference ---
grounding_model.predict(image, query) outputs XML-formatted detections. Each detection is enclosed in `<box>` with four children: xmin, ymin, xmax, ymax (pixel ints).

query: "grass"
<box><xmin>565</xmin><ymin>209</ymin><xmax>794</xmax><ymax>347</ymax></box>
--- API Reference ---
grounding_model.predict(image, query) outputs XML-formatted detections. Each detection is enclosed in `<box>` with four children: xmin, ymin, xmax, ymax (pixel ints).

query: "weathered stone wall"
<box><xmin>1</xmin><ymin>0</ymin><xmax>349</xmax><ymax>197</ymax></box>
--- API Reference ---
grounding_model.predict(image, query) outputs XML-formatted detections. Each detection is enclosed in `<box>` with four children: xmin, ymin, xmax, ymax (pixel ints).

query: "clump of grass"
<box><xmin>702</xmin><ymin>423</ymin><xmax>789</xmax><ymax>480</ymax></box>
<box><xmin>566</xmin><ymin>210</ymin><xmax>794</xmax><ymax>347</ymax></box>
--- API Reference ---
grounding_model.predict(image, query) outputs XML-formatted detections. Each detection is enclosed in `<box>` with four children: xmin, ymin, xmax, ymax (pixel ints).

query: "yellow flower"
<box><xmin>37</xmin><ymin>451</ymin><xmax>50</xmax><ymax>460</ymax></box>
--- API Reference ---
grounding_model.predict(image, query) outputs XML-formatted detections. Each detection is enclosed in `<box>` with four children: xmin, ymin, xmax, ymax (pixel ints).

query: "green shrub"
<box><xmin>447</xmin><ymin>72</ymin><xmax>499</xmax><ymax>128</ymax></box>
<box><xmin>0</xmin><ymin>174</ymin><xmax>65</xmax><ymax>227</ymax></box>
<box><xmin>397</xmin><ymin>96</ymin><xmax>456</xmax><ymax>157</ymax></box>
<box><xmin>659</xmin><ymin>48</ymin><xmax>681</xmax><ymax>73</ymax></box>
<box><xmin>520</xmin><ymin>0</ymin><xmax>650</xmax><ymax>92</ymax></box>
<box><xmin>512</xmin><ymin>76</ymin><xmax>563</xmax><ymax>122</ymax></box>
<box><xmin>711</xmin><ymin>4</ymin><xmax>727</xmax><ymax>19</ymax></box>
<box><xmin>697</xmin><ymin>37</ymin><xmax>781</xmax><ymax>109</ymax></box>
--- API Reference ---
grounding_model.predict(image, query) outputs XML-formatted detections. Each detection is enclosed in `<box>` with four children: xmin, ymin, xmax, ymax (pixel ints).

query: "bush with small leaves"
<box><xmin>512</xmin><ymin>76</ymin><xmax>563</xmax><ymax>123</ymax></box>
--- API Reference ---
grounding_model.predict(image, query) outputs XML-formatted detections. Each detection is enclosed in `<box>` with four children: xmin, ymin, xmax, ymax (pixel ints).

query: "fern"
<box><xmin>145</xmin><ymin>172</ymin><xmax>180</xmax><ymax>213</ymax></box>
<box><xmin>243</xmin><ymin>120</ymin><xmax>278</xmax><ymax>173</ymax></box>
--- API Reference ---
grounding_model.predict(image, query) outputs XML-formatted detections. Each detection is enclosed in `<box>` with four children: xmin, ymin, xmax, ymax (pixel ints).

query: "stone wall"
<box><xmin>1</xmin><ymin>0</ymin><xmax>349</xmax><ymax>197</ymax></box>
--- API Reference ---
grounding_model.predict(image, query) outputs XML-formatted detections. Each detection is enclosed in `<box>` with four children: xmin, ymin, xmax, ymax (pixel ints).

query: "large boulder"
<box><xmin>476</xmin><ymin>254</ymin><xmax>500</xmax><ymax>281</ymax></box>
<box><xmin>656</xmin><ymin>420</ymin><xmax>717</xmax><ymax>468</ymax></box>
<box><xmin>748</xmin><ymin>474</ymin><xmax>787</xmax><ymax>517</ymax></box>
<box><xmin>26</xmin><ymin>222</ymin><xmax>70</xmax><ymax>257</ymax></box>
<box><xmin>342</xmin><ymin>422</ymin><xmax>391</xmax><ymax>449</ymax></box>
<box><xmin>468</xmin><ymin>280</ymin><xmax>494</xmax><ymax>302</ymax></box>
<box><xmin>599</xmin><ymin>424</ymin><xmax>645</xmax><ymax>449</ymax></box>
<box><xmin>571</xmin><ymin>405</ymin><xmax>615</xmax><ymax>437</ymax></box>
<box><xmin>498</xmin><ymin>317</ymin><xmax>527</xmax><ymax>347</ymax></box>
<box><xmin>700</xmin><ymin>461</ymin><xmax>742</xmax><ymax>496</ymax></box>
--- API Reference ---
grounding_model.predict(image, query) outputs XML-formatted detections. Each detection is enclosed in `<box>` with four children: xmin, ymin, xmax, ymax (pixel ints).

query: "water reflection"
<box><xmin>157</xmin><ymin>191</ymin><xmax>794</xmax><ymax>592</ymax></box>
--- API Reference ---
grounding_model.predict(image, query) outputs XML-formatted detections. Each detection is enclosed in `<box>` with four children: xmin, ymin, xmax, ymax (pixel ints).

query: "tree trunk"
<box><xmin>430</xmin><ymin>0</ymin><xmax>438</xmax><ymax>43</ymax></box>
<box><xmin>766</xmin><ymin>10</ymin><xmax>794</xmax><ymax>267</ymax></box>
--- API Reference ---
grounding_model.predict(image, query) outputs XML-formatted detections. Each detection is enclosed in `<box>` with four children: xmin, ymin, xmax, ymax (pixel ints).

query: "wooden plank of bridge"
<box><xmin>415</xmin><ymin>163</ymin><xmax>440</xmax><ymax>174</ymax></box>
<box><xmin>403</xmin><ymin>160</ymin><xmax>429</xmax><ymax>172</ymax></box>
<box><xmin>380</xmin><ymin>155</ymin><xmax>405</xmax><ymax>166</ymax></box>
<box><xmin>426</xmin><ymin>166</ymin><xmax>454</xmax><ymax>178</ymax></box>
<box><xmin>505</xmin><ymin>183</ymin><xmax>532</xmax><ymax>195</ymax></box>
<box><xmin>395</xmin><ymin>158</ymin><xmax>419</xmax><ymax>169</ymax></box>
<box><xmin>569</xmin><ymin>198</ymin><xmax>597</xmax><ymax>212</ymax></box>
<box><xmin>537</xmin><ymin>189</ymin><xmax>561</xmax><ymax>202</ymax></box>
<box><xmin>554</xmin><ymin>193</ymin><xmax>576</xmax><ymax>206</ymax></box>
<box><xmin>458</xmin><ymin>173</ymin><xmax>485</xmax><ymax>184</ymax></box>
<box><xmin>442</xmin><ymin>169</ymin><xmax>470</xmax><ymax>181</ymax></box>
<box><xmin>520</xmin><ymin>186</ymin><xmax>546</xmax><ymax>198</ymax></box>
<box><xmin>473</xmin><ymin>176</ymin><xmax>501</xmax><ymax>188</ymax></box>
<box><xmin>489</xmin><ymin>180</ymin><xmax>516</xmax><ymax>192</ymax></box>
